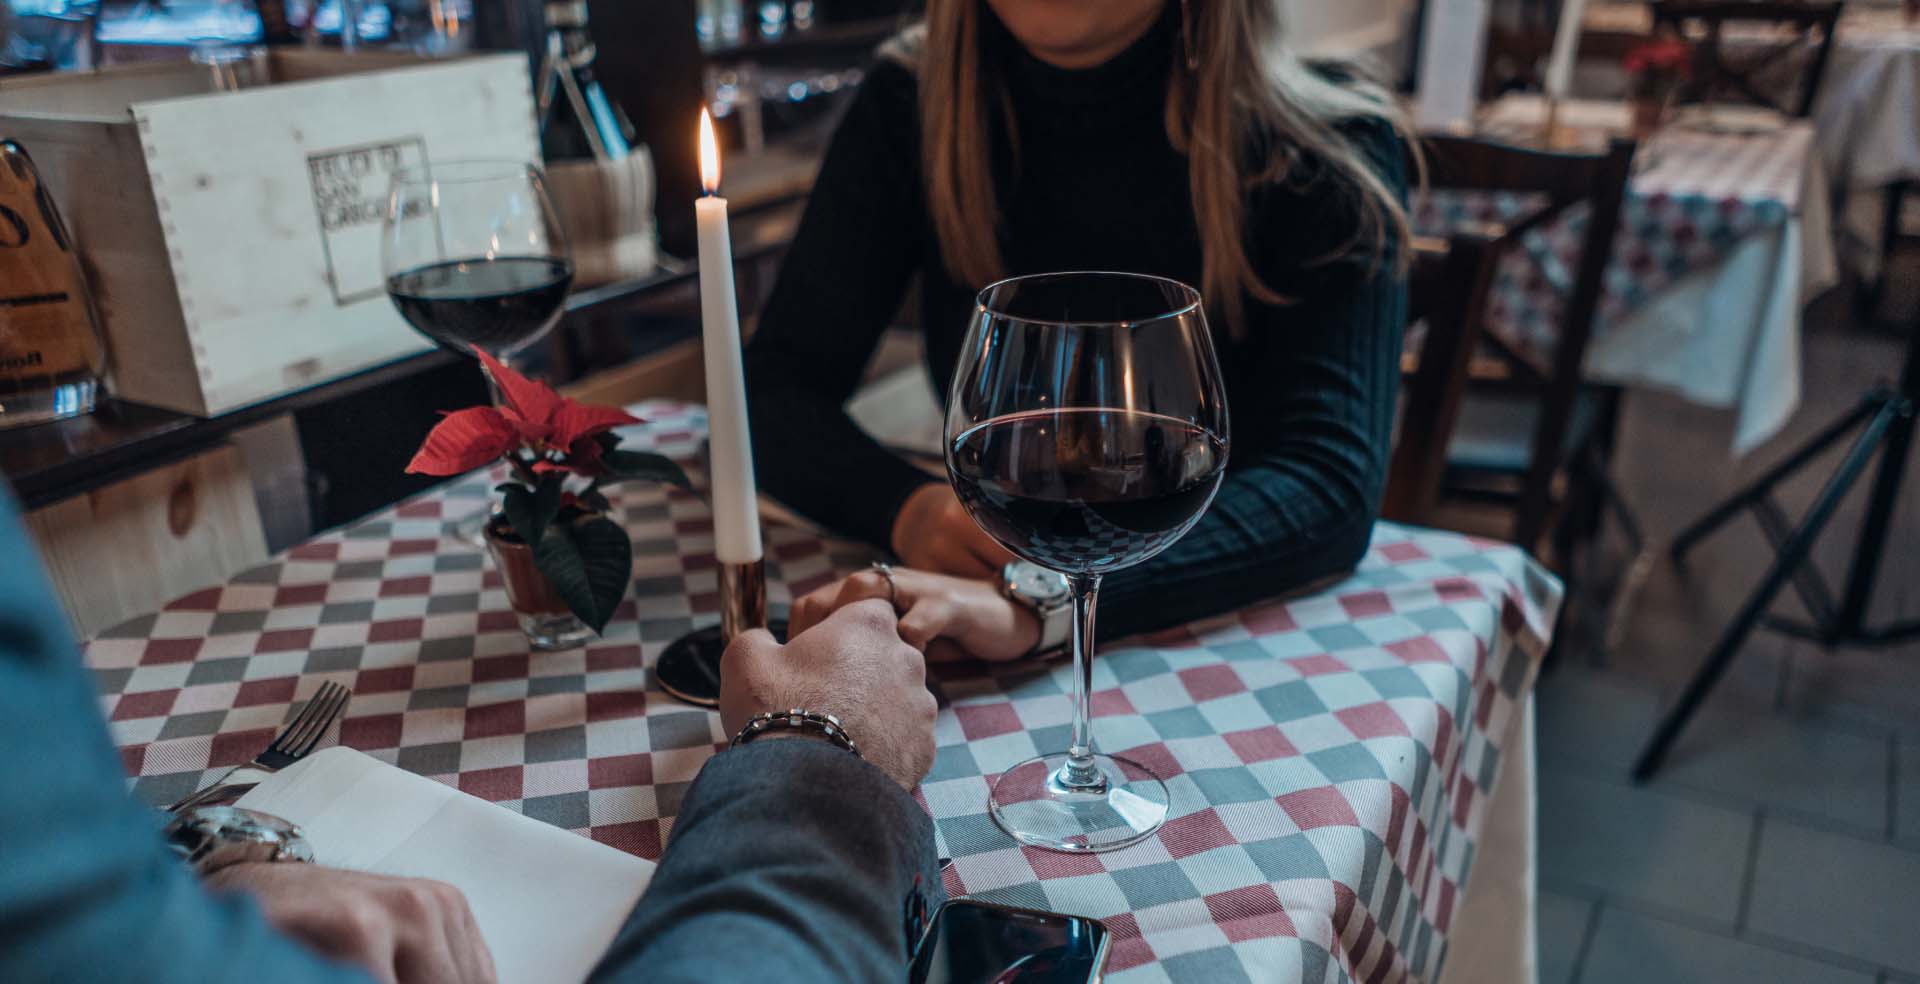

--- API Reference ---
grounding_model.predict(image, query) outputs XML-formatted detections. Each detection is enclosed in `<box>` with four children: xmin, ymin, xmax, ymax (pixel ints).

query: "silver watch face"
<box><xmin>168</xmin><ymin>806</ymin><xmax>314</xmax><ymax>872</ymax></box>
<box><xmin>1005</xmin><ymin>562</ymin><xmax>1071</xmax><ymax>608</ymax></box>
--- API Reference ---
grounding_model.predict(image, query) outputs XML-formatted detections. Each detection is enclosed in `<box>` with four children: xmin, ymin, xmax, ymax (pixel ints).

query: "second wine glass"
<box><xmin>383</xmin><ymin>159</ymin><xmax>573</xmax><ymax>365</ymax></box>
<box><xmin>945</xmin><ymin>271</ymin><xmax>1230</xmax><ymax>853</ymax></box>
<box><xmin>383</xmin><ymin>159</ymin><xmax>574</xmax><ymax>550</ymax></box>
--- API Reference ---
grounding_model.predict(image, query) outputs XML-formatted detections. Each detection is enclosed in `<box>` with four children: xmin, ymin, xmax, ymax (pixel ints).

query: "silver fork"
<box><xmin>168</xmin><ymin>681</ymin><xmax>352</xmax><ymax>812</ymax></box>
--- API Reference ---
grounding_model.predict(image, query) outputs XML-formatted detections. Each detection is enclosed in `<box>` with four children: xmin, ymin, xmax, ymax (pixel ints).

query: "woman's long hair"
<box><xmin>884</xmin><ymin>0</ymin><xmax>1413</xmax><ymax>335</ymax></box>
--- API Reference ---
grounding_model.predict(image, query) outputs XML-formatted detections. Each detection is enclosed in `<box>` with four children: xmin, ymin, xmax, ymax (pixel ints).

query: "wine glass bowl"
<box><xmin>945</xmin><ymin>272</ymin><xmax>1229</xmax><ymax>853</ymax></box>
<box><xmin>382</xmin><ymin>159</ymin><xmax>574</xmax><ymax>360</ymax></box>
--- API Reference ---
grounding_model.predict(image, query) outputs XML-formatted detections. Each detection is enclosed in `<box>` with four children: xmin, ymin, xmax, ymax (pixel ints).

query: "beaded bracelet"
<box><xmin>730</xmin><ymin>709</ymin><xmax>861</xmax><ymax>759</ymax></box>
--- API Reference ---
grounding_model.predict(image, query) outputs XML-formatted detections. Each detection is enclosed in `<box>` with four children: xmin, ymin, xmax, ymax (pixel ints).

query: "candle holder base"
<box><xmin>656</xmin><ymin>619</ymin><xmax>789</xmax><ymax>707</ymax></box>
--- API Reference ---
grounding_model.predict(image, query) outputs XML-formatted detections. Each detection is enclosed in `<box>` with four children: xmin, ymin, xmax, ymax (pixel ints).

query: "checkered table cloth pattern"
<box><xmin>1414</xmin><ymin>113</ymin><xmax>1816</xmax><ymax>369</ymax></box>
<box><xmin>86</xmin><ymin>401</ymin><xmax>1561</xmax><ymax>984</ymax></box>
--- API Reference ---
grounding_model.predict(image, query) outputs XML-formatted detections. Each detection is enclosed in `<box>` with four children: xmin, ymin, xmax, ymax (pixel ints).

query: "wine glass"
<box><xmin>383</xmin><ymin>159</ymin><xmax>572</xmax><ymax>363</ymax></box>
<box><xmin>384</xmin><ymin>159</ymin><xmax>574</xmax><ymax>543</ymax></box>
<box><xmin>945</xmin><ymin>271</ymin><xmax>1230</xmax><ymax>853</ymax></box>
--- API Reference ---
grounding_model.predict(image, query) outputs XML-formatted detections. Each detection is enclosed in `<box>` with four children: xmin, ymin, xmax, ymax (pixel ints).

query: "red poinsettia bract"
<box><xmin>405</xmin><ymin>349</ymin><xmax>639</xmax><ymax>478</ymax></box>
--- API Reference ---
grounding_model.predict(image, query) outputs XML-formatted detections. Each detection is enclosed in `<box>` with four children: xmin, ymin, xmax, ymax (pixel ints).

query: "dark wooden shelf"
<box><xmin>701</xmin><ymin>16</ymin><xmax>898</xmax><ymax>62</ymax></box>
<box><xmin>1</xmin><ymin>208</ymin><xmax>799</xmax><ymax>511</ymax></box>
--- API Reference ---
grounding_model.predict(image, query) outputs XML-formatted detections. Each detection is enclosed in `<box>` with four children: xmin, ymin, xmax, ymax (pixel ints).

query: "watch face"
<box><xmin>1008</xmin><ymin>564</ymin><xmax>1070</xmax><ymax>606</ymax></box>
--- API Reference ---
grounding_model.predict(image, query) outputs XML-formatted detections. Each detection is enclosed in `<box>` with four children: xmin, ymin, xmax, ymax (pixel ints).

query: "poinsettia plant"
<box><xmin>406</xmin><ymin>349</ymin><xmax>690</xmax><ymax>633</ymax></box>
<box><xmin>1624</xmin><ymin>37</ymin><xmax>1693</xmax><ymax>100</ymax></box>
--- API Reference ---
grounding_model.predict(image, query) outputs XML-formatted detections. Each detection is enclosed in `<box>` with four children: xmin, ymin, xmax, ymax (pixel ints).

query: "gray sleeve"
<box><xmin>590</xmin><ymin>737</ymin><xmax>943</xmax><ymax>983</ymax></box>
<box><xmin>0</xmin><ymin>490</ymin><xmax>372</xmax><ymax>984</ymax></box>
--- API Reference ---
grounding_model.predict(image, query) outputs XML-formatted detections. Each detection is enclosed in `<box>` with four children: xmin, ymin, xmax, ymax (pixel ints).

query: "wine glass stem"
<box><xmin>1061</xmin><ymin>572</ymin><xmax>1104</xmax><ymax>790</ymax></box>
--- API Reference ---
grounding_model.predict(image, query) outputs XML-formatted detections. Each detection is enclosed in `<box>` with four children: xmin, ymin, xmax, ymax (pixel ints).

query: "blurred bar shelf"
<box><xmin>0</xmin><ymin>207</ymin><xmax>798</xmax><ymax>511</ymax></box>
<box><xmin>700</xmin><ymin>15</ymin><xmax>899</xmax><ymax>62</ymax></box>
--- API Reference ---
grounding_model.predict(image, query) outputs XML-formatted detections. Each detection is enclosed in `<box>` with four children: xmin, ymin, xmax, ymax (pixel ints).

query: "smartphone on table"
<box><xmin>909</xmin><ymin>899</ymin><xmax>1111</xmax><ymax>984</ymax></box>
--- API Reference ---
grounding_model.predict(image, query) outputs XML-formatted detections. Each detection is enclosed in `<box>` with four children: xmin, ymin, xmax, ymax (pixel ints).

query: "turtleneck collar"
<box><xmin>986</xmin><ymin>3</ymin><xmax>1178</xmax><ymax>109</ymax></box>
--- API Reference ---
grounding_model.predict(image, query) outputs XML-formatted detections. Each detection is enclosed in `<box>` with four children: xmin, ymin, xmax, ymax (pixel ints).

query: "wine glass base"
<box><xmin>989</xmin><ymin>752</ymin><xmax>1170</xmax><ymax>854</ymax></box>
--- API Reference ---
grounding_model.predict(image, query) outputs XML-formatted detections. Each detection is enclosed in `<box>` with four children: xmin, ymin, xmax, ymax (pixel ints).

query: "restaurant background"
<box><xmin>4</xmin><ymin>1</ymin><xmax>1920</xmax><ymax>982</ymax></box>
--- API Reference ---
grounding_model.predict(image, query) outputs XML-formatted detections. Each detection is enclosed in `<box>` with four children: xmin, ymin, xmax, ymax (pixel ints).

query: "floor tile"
<box><xmin>1581</xmin><ymin>906</ymin><xmax>1874</xmax><ymax>984</ymax></box>
<box><xmin>1653</xmin><ymin>701</ymin><xmax>1890</xmax><ymax>834</ymax></box>
<box><xmin>1536</xmin><ymin>890</ymin><xmax>1593</xmax><ymax>984</ymax></box>
<box><xmin>1785</xmin><ymin>640</ymin><xmax>1920</xmax><ymax>738</ymax></box>
<box><xmin>1901</xmin><ymin>738</ymin><xmax>1920</xmax><ymax>846</ymax></box>
<box><xmin>1538</xmin><ymin>771</ymin><xmax>1753</xmax><ymax>927</ymax></box>
<box><xmin>1748</xmin><ymin>818</ymin><xmax>1920</xmax><ymax>974</ymax></box>
<box><xmin>1535</xmin><ymin>667</ymin><xmax>1662</xmax><ymax>779</ymax></box>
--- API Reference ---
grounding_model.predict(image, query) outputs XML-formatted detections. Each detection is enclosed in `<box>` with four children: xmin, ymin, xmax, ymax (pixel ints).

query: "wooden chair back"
<box><xmin>1651</xmin><ymin>1</ymin><xmax>1844</xmax><ymax>118</ymax></box>
<box><xmin>1415</xmin><ymin>133</ymin><xmax>1637</xmax><ymax>548</ymax></box>
<box><xmin>1384</xmin><ymin>231</ymin><xmax>1501</xmax><ymax>526</ymax></box>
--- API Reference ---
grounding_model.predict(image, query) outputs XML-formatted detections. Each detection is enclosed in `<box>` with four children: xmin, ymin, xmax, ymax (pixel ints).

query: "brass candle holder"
<box><xmin>655</xmin><ymin>557</ymin><xmax>787</xmax><ymax>707</ymax></box>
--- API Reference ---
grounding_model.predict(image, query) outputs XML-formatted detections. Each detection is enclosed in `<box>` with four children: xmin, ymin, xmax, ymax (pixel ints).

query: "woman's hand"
<box><xmin>790</xmin><ymin>567</ymin><xmax>1040</xmax><ymax>664</ymax></box>
<box><xmin>890</xmin><ymin>485</ymin><xmax>1014</xmax><ymax>579</ymax></box>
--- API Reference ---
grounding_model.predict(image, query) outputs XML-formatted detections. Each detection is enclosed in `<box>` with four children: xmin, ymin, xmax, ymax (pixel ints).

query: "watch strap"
<box><xmin>1001</xmin><ymin>563</ymin><xmax>1073</xmax><ymax>660</ymax></box>
<box><xmin>1032</xmin><ymin>601</ymin><xmax>1072</xmax><ymax>656</ymax></box>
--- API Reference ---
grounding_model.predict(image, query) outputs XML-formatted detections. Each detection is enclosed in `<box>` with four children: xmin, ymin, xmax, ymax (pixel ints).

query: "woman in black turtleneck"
<box><xmin>749</xmin><ymin>0</ymin><xmax>1411</xmax><ymax>658</ymax></box>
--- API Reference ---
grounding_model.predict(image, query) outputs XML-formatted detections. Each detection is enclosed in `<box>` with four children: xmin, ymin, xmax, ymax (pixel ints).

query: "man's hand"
<box><xmin>789</xmin><ymin>567</ymin><xmax>1040</xmax><ymax>663</ymax></box>
<box><xmin>720</xmin><ymin>599</ymin><xmax>937</xmax><ymax>790</ymax></box>
<box><xmin>207</xmin><ymin>863</ymin><xmax>496</xmax><ymax>984</ymax></box>
<box><xmin>890</xmin><ymin>485</ymin><xmax>1014</xmax><ymax>579</ymax></box>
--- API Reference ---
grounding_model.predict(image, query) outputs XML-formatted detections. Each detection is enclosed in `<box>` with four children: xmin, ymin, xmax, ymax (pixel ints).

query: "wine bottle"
<box><xmin>0</xmin><ymin>140</ymin><xmax>109</xmax><ymax>428</ymax></box>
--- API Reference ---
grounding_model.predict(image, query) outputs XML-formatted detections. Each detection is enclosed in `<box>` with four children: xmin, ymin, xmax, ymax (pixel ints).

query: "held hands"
<box><xmin>208</xmin><ymin>863</ymin><xmax>496</xmax><ymax>984</ymax></box>
<box><xmin>890</xmin><ymin>485</ymin><xmax>1014</xmax><ymax>579</ymax></box>
<box><xmin>719</xmin><ymin>599</ymin><xmax>938</xmax><ymax>791</ymax></box>
<box><xmin>790</xmin><ymin>568</ymin><xmax>1040</xmax><ymax>665</ymax></box>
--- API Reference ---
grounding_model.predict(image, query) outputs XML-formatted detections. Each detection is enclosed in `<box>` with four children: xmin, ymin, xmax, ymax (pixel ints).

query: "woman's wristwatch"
<box><xmin>1001</xmin><ymin>562</ymin><xmax>1073</xmax><ymax>658</ymax></box>
<box><xmin>164</xmin><ymin>805</ymin><xmax>314</xmax><ymax>878</ymax></box>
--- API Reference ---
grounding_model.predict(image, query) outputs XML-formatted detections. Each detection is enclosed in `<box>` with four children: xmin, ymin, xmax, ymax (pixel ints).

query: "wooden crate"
<box><xmin>0</xmin><ymin>51</ymin><xmax>539</xmax><ymax>416</ymax></box>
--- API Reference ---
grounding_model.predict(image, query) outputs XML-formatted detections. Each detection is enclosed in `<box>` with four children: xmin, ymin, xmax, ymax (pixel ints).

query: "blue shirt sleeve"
<box><xmin>0</xmin><ymin>488</ymin><xmax>371</xmax><ymax>984</ymax></box>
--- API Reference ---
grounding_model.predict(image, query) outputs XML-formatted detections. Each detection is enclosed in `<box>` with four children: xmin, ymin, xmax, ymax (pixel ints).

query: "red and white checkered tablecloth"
<box><xmin>85</xmin><ymin>401</ymin><xmax>1561</xmax><ymax>984</ymax></box>
<box><xmin>1415</xmin><ymin>109</ymin><xmax>1815</xmax><ymax>369</ymax></box>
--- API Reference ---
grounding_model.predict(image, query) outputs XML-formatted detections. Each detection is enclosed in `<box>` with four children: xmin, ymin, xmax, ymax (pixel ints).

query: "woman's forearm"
<box><xmin>746</xmin><ymin>382</ymin><xmax>936</xmax><ymax>548</ymax></box>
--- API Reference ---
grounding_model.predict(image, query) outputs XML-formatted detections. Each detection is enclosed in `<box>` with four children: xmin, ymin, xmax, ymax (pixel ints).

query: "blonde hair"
<box><xmin>883</xmin><ymin>1</ymin><xmax>1413</xmax><ymax>335</ymax></box>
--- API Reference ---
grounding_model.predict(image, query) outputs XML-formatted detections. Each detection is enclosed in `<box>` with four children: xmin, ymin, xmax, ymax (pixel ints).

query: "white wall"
<box><xmin>1282</xmin><ymin>0</ymin><xmax>1414</xmax><ymax>57</ymax></box>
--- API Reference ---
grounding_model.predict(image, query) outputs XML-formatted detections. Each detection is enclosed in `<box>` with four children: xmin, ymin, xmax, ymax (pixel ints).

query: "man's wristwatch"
<box><xmin>164</xmin><ymin>805</ymin><xmax>315</xmax><ymax>878</ymax></box>
<box><xmin>1001</xmin><ymin>561</ymin><xmax>1073</xmax><ymax>658</ymax></box>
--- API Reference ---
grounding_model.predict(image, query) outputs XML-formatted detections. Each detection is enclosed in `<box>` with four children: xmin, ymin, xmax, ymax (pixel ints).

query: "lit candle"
<box><xmin>1544</xmin><ymin>0</ymin><xmax>1590</xmax><ymax>101</ymax></box>
<box><xmin>695</xmin><ymin>107</ymin><xmax>764</xmax><ymax>566</ymax></box>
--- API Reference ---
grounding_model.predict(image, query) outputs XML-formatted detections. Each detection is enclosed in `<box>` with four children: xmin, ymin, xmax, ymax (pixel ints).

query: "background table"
<box><xmin>1586</xmin><ymin>1</ymin><xmax>1920</xmax><ymax>274</ymax></box>
<box><xmin>86</xmin><ymin>403</ymin><xmax>1560</xmax><ymax>984</ymax></box>
<box><xmin>1418</xmin><ymin>97</ymin><xmax>1837</xmax><ymax>452</ymax></box>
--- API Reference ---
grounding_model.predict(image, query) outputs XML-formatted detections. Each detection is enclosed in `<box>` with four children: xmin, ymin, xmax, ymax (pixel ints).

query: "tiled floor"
<box><xmin>1531</xmin><ymin>279</ymin><xmax>1920</xmax><ymax>983</ymax></box>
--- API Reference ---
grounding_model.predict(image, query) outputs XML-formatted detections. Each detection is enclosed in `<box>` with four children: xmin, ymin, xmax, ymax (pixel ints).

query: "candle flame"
<box><xmin>699</xmin><ymin>107</ymin><xmax>721</xmax><ymax>194</ymax></box>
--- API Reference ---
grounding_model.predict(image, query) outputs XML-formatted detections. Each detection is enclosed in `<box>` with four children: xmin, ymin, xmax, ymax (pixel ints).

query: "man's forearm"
<box><xmin>591</xmin><ymin>739</ymin><xmax>941</xmax><ymax>983</ymax></box>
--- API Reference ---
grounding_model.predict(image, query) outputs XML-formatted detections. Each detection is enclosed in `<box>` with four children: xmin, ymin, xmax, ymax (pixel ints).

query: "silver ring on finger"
<box><xmin>870</xmin><ymin>561</ymin><xmax>900</xmax><ymax>611</ymax></box>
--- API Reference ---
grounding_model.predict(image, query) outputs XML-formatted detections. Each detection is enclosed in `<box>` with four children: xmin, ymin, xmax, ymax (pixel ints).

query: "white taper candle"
<box><xmin>695</xmin><ymin>107</ymin><xmax>764</xmax><ymax>565</ymax></box>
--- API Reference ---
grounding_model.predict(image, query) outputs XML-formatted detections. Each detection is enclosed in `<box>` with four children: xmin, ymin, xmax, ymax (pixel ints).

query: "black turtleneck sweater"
<box><xmin>743</xmin><ymin>11</ymin><xmax>1407</xmax><ymax>640</ymax></box>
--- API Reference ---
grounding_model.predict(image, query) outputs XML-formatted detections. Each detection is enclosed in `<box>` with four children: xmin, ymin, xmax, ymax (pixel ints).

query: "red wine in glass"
<box><xmin>949</xmin><ymin>408</ymin><xmax>1226</xmax><ymax>574</ymax></box>
<box><xmin>386</xmin><ymin>256</ymin><xmax>574</xmax><ymax>357</ymax></box>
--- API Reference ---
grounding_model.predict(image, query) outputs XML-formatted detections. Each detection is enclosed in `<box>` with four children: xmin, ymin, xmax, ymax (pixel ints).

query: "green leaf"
<box><xmin>499</xmin><ymin>477</ymin><xmax>564</xmax><ymax>548</ymax></box>
<box><xmin>533</xmin><ymin>517</ymin><xmax>632</xmax><ymax>634</ymax></box>
<box><xmin>498</xmin><ymin>484</ymin><xmax>535</xmax><ymax>544</ymax></box>
<box><xmin>579</xmin><ymin>488</ymin><xmax>613</xmax><ymax>515</ymax></box>
<box><xmin>600</xmin><ymin>450</ymin><xmax>693</xmax><ymax>491</ymax></box>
